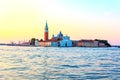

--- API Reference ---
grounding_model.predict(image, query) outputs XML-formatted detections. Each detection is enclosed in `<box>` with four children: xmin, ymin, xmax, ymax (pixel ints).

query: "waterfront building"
<box><xmin>51</xmin><ymin>42</ymin><xmax>59</xmax><ymax>47</ymax></box>
<box><xmin>39</xmin><ymin>37</ymin><xmax>60</xmax><ymax>47</ymax></box>
<box><xmin>39</xmin><ymin>41</ymin><xmax>51</xmax><ymax>47</ymax></box>
<box><xmin>39</xmin><ymin>41</ymin><xmax>59</xmax><ymax>47</ymax></box>
<box><xmin>72</xmin><ymin>40</ymin><xmax>78</xmax><ymax>47</ymax></box>
<box><xmin>60</xmin><ymin>36</ymin><xmax>72</xmax><ymax>47</ymax></box>
<box><xmin>35</xmin><ymin>40</ymin><xmax>39</xmax><ymax>47</ymax></box>
<box><xmin>50</xmin><ymin>38</ymin><xmax>60</xmax><ymax>47</ymax></box>
<box><xmin>98</xmin><ymin>42</ymin><xmax>106</xmax><ymax>47</ymax></box>
<box><xmin>77</xmin><ymin>40</ymin><xmax>99</xmax><ymax>47</ymax></box>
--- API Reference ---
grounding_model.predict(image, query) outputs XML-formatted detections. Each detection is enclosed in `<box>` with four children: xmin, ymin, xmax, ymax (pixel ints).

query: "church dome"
<box><xmin>57</xmin><ymin>31</ymin><xmax>63</xmax><ymax>38</ymax></box>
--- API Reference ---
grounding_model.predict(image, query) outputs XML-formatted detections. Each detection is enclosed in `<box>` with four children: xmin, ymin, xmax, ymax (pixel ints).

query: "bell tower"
<box><xmin>44</xmin><ymin>21</ymin><xmax>49</xmax><ymax>41</ymax></box>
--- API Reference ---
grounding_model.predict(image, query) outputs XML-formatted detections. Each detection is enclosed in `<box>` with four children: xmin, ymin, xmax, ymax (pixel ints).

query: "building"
<box><xmin>39</xmin><ymin>41</ymin><xmax>59</xmax><ymax>47</ymax></box>
<box><xmin>98</xmin><ymin>42</ymin><xmax>106</xmax><ymax>47</ymax></box>
<box><xmin>50</xmin><ymin>37</ymin><xmax>60</xmax><ymax>47</ymax></box>
<box><xmin>77</xmin><ymin>40</ymin><xmax>99</xmax><ymax>47</ymax></box>
<box><xmin>35</xmin><ymin>40</ymin><xmax>39</xmax><ymax>47</ymax></box>
<box><xmin>60</xmin><ymin>36</ymin><xmax>72</xmax><ymax>47</ymax></box>
<box><xmin>39</xmin><ymin>41</ymin><xmax>51</xmax><ymax>47</ymax></box>
<box><xmin>72</xmin><ymin>40</ymin><xmax>78</xmax><ymax>47</ymax></box>
<box><xmin>51</xmin><ymin>31</ymin><xmax>64</xmax><ymax>40</ymax></box>
<box><xmin>51</xmin><ymin>42</ymin><xmax>59</xmax><ymax>47</ymax></box>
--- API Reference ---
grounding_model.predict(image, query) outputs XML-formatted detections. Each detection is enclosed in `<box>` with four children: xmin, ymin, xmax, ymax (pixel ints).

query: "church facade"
<box><xmin>60</xmin><ymin>36</ymin><xmax>72</xmax><ymax>47</ymax></box>
<box><xmin>36</xmin><ymin>21</ymin><xmax>73</xmax><ymax>47</ymax></box>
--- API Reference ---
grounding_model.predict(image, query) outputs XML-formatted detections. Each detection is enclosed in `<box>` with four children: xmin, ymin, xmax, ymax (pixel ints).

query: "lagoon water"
<box><xmin>0</xmin><ymin>46</ymin><xmax>120</xmax><ymax>80</ymax></box>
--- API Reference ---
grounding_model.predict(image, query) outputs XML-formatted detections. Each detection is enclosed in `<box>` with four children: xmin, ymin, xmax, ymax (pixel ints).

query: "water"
<box><xmin>0</xmin><ymin>46</ymin><xmax>120</xmax><ymax>80</ymax></box>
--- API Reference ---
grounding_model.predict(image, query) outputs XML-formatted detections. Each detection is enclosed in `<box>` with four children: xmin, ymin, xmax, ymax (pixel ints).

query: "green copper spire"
<box><xmin>45</xmin><ymin>20</ymin><xmax>48</xmax><ymax>29</ymax></box>
<box><xmin>45</xmin><ymin>20</ymin><xmax>48</xmax><ymax>32</ymax></box>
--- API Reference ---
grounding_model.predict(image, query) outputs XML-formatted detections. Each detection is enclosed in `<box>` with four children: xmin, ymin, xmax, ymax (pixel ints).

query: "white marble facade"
<box><xmin>60</xmin><ymin>36</ymin><xmax>72</xmax><ymax>47</ymax></box>
<box><xmin>35</xmin><ymin>40</ymin><xmax>39</xmax><ymax>47</ymax></box>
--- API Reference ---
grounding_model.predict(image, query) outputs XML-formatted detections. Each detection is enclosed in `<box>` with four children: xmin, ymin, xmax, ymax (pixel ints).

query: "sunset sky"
<box><xmin>0</xmin><ymin>0</ymin><xmax>120</xmax><ymax>45</ymax></box>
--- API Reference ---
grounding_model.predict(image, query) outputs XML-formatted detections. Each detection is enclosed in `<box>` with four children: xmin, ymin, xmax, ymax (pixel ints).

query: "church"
<box><xmin>34</xmin><ymin>21</ymin><xmax>109</xmax><ymax>47</ymax></box>
<box><xmin>35</xmin><ymin>21</ymin><xmax>73</xmax><ymax>47</ymax></box>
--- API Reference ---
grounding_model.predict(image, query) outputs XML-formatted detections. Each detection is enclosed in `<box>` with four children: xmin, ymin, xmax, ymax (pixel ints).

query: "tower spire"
<box><xmin>44</xmin><ymin>21</ymin><xmax>49</xmax><ymax>41</ymax></box>
<box><xmin>46</xmin><ymin>20</ymin><xmax>48</xmax><ymax>29</ymax></box>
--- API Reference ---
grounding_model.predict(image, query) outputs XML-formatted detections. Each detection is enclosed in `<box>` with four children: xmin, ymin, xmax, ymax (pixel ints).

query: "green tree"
<box><xmin>95</xmin><ymin>39</ymin><xmax>111</xmax><ymax>47</ymax></box>
<box><xmin>30</xmin><ymin>38</ymin><xmax>36</xmax><ymax>46</ymax></box>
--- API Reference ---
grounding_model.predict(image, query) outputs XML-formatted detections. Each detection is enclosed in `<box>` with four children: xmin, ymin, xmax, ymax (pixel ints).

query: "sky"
<box><xmin>0</xmin><ymin>0</ymin><xmax>120</xmax><ymax>45</ymax></box>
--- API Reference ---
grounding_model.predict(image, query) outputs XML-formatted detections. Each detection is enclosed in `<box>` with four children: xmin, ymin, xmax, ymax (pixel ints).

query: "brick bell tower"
<box><xmin>44</xmin><ymin>21</ymin><xmax>49</xmax><ymax>41</ymax></box>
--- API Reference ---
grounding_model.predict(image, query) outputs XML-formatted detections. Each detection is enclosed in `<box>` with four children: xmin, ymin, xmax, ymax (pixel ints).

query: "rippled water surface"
<box><xmin>0</xmin><ymin>46</ymin><xmax>120</xmax><ymax>80</ymax></box>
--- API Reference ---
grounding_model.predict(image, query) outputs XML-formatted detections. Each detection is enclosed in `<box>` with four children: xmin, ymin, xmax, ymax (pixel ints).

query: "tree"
<box><xmin>95</xmin><ymin>39</ymin><xmax>111</xmax><ymax>47</ymax></box>
<box><xmin>30</xmin><ymin>38</ymin><xmax>36</xmax><ymax>46</ymax></box>
<box><xmin>40</xmin><ymin>39</ymin><xmax>43</xmax><ymax>41</ymax></box>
